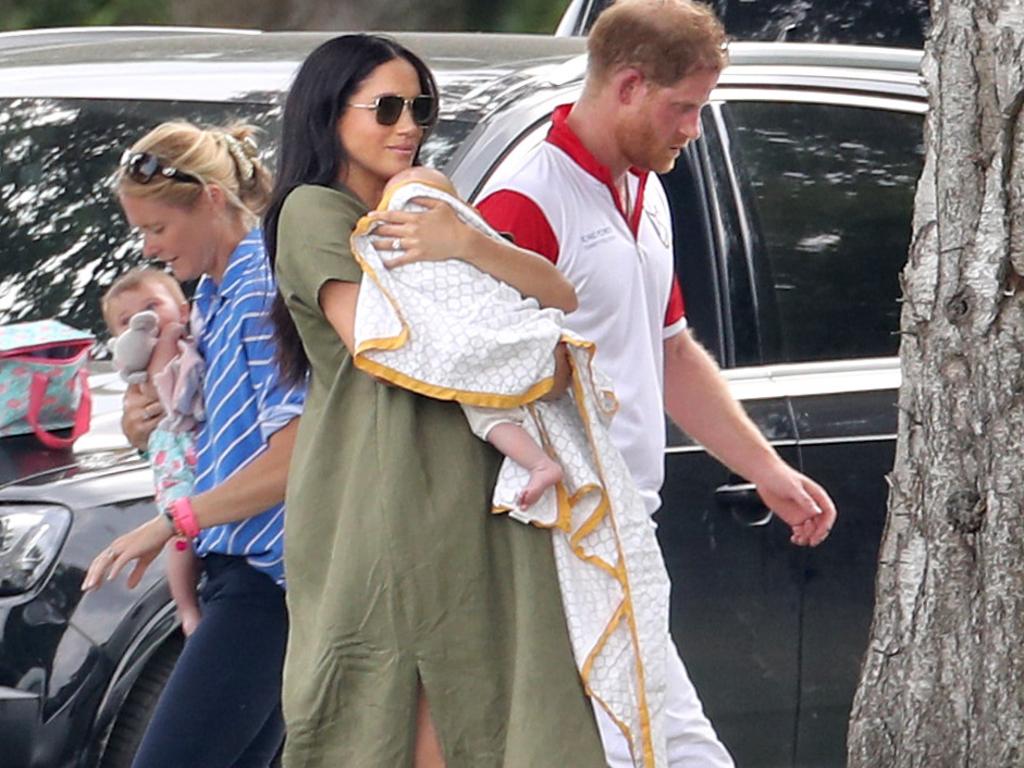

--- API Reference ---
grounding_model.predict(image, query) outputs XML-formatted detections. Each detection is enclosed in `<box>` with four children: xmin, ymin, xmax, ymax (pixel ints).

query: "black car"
<box><xmin>0</xmin><ymin>27</ymin><xmax>923</xmax><ymax>768</ymax></box>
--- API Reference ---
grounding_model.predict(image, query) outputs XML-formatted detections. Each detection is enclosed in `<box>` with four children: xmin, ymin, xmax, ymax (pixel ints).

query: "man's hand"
<box><xmin>122</xmin><ymin>382</ymin><xmax>164</xmax><ymax>451</ymax></box>
<box><xmin>662</xmin><ymin>331</ymin><xmax>837</xmax><ymax>547</ymax></box>
<box><xmin>753</xmin><ymin>463</ymin><xmax>836</xmax><ymax>547</ymax></box>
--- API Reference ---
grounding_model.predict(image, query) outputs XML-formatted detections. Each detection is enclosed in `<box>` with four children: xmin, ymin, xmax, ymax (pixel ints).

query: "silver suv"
<box><xmin>0</xmin><ymin>28</ymin><xmax>923</xmax><ymax>768</ymax></box>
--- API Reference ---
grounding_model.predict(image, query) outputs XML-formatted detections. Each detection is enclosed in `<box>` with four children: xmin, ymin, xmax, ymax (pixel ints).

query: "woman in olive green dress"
<box><xmin>263</xmin><ymin>35</ymin><xmax>606</xmax><ymax>768</ymax></box>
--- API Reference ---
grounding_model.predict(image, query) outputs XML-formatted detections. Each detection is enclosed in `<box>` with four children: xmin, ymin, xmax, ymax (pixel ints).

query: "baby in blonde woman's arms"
<box><xmin>102</xmin><ymin>268</ymin><xmax>204</xmax><ymax>635</ymax></box>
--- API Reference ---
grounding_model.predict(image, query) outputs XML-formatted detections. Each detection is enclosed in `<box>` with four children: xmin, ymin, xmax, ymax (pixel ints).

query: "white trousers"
<box><xmin>594</xmin><ymin>636</ymin><xmax>735</xmax><ymax>768</ymax></box>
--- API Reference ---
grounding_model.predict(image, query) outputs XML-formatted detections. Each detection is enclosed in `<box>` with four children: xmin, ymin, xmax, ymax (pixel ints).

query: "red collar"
<box><xmin>546</xmin><ymin>104</ymin><xmax>648</xmax><ymax>233</ymax></box>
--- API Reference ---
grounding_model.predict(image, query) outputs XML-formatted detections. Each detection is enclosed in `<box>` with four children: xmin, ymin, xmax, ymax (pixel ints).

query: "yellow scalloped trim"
<box><xmin>492</xmin><ymin>348</ymin><xmax>656</xmax><ymax>768</ymax></box>
<box><xmin>567</xmin><ymin>350</ymin><xmax>656</xmax><ymax>768</ymax></box>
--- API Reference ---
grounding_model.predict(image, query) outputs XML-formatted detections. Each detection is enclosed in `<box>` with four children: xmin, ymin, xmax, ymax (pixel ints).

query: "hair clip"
<box><xmin>221</xmin><ymin>133</ymin><xmax>256</xmax><ymax>181</ymax></box>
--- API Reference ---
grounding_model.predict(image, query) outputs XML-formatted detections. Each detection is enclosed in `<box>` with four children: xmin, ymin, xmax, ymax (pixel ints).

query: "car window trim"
<box><xmin>712</xmin><ymin>87</ymin><xmax>927</xmax><ymax>115</ymax></box>
<box><xmin>723</xmin><ymin>356</ymin><xmax>900</xmax><ymax>402</ymax></box>
<box><xmin>453</xmin><ymin>83</ymin><xmax>581</xmax><ymax>200</ymax></box>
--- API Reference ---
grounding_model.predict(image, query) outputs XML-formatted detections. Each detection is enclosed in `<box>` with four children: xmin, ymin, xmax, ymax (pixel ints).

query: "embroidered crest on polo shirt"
<box><xmin>644</xmin><ymin>205</ymin><xmax>670</xmax><ymax>248</ymax></box>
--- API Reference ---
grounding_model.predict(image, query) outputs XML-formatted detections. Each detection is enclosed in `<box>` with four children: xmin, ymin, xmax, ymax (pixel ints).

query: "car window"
<box><xmin>692</xmin><ymin>116</ymin><xmax>774</xmax><ymax>368</ymax></box>
<box><xmin>656</xmin><ymin>140</ymin><xmax>735</xmax><ymax>368</ymax></box>
<box><xmin>0</xmin><ymin>96</ymin><xmax>470</xmax><ymax>346</ymax></box>
<box><xmin>720</xmin><ymin>101</ymin><xmax>924</xmax><ymax>364</ymax></box>
<box><xmin>0</xmin><ymin>98</ymin><xmax>281</xmax><ymax>341</ymax></box>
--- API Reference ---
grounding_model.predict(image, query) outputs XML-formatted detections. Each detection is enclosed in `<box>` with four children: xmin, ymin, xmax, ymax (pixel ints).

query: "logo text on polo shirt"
<box><xmin>581</xmin><ymin>226</ymin><xmax>615</xmax><ymax>249</ymax></box>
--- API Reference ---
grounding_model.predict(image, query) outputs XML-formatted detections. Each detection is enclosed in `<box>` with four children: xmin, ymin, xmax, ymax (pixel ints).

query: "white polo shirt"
<box><xmin>478</xmin><ymin>104</ymin><xmax>686</xmax><ymax>514</ymax></box>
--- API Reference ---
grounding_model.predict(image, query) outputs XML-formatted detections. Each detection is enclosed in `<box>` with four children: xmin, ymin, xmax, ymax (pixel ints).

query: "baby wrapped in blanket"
<box><xmin>351</xmin><ymin>167</ymin><xmax>673</xmax><ymax>768</ymax></box>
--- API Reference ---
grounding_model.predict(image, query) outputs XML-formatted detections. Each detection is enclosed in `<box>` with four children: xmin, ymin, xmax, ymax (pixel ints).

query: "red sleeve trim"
<box><xmin>477</xmin><ymin>190</ymin><xmax>559</xmax><ymax>265</ymax></box>
<box><xmin>665</xmin><ymin>275</ymin><xmax>686</xmax><ymax>327</ymax></box>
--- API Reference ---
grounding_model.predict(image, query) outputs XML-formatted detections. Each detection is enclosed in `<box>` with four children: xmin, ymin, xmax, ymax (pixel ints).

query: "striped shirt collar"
<box><xmin>194</xmin><ymin>228</ymin><xmax>264</xmax><ymax>307</ymax></box>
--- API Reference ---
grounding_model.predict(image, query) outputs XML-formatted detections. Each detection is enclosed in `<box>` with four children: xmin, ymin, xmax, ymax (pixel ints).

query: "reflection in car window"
<box><xmin>697</xmin><ymin>114</ymin><xmax>771</xmax><ymax>368</ymax></box>
<box><xmin>0</xmin><ymin>98</ymin><xmax>280</xmax><ymax>342</ymax></box>
<box><xmin>0</xmin><ymin>97</ymin><xmax>468</xmax><ymax>347</ymax></box>
<box><xmin>723</xmin><ymin>101</ymin><xmax>924</xmax><ymax>364</ymax></box>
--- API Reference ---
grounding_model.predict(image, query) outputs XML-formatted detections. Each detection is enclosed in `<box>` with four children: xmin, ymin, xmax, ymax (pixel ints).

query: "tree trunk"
<box><xmin>847</xmin><ymin>1</ymin><xmax>1024</xmax><ymax>766</ymax></box>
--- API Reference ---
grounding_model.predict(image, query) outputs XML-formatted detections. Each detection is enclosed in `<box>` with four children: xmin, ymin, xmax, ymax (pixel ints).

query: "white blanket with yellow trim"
<box><xmin>351</xmin><ymin>181</ymin><xmax>671</xmax><ymax>768</ymax></box>
<box><xmin>351</xmin><ymin>184</ymin><xmax>565</xmax><ymax>407</ymax></box>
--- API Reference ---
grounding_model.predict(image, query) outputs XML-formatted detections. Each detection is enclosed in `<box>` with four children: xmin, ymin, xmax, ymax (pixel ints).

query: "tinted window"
<box><xmin>0</xmin><ymin>96</ymin><xmax>472</xmax><ymax>345</ymax></box>
<box><xmin>0</xmin><ymin>98</ymin><xmax>281</xmax><ymax>341</ymax></box>
<box><xmin>696</xmin><ymin>115</ymin><xmax>770</xmax><ymax>367</ymax></box>
<box><xmin>722</xmin><ymin>101</ymin><xmax>924</xmax><ymax>364</ymax></box>
<box><xmin>572</xmin><ymin>0</ymin><xmax>929</xmax><ymax>47</ymax></box>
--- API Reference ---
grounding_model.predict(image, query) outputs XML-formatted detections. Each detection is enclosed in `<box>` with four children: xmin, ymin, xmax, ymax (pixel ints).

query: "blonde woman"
<box><xmin>83</xmin><ymin>122</ymin><xmax>305</xmax><ymax>768</ymax></box>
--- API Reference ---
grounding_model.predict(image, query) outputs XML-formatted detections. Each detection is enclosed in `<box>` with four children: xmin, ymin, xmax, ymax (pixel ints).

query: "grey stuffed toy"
<box><xmin>112</xmin><ymin>310</ymin><xmax>159</xmax><ymax>385</ymax></box>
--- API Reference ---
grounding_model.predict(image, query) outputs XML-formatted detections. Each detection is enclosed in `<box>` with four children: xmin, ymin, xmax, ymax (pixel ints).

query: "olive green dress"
<box><xmin>275</xmin><ymin>184</ymin><xmax>605</xmax><ymax>768</ymax></box>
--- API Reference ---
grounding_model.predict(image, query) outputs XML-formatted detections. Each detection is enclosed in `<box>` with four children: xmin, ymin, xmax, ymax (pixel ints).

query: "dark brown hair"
<box><xmin>263</xmin><ymin>34</ymin><xmax>439</xmax><ymax>385</ymax></box>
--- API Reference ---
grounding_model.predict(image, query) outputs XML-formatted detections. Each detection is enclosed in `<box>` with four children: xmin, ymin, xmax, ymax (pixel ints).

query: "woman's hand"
<box><xmin>122</xmin><ymin>382</ymin><xmax>164</xmax><ymax>451</ymax></box>
<box><xmin>369</xmin><ymin>197</ymin><xmax>468</xmax><ymax>267</ymax></box>
<box><xmin>81</xmin><ymin>515</ymin><xmax>173</xmax><ymax>592</ymax></box>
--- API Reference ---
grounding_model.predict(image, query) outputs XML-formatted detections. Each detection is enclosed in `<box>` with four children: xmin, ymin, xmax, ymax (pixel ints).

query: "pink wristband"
<box><xmin>170</xmin><ymin>498</ymin><xmax>201</xmax><ymax>540</ymax></box>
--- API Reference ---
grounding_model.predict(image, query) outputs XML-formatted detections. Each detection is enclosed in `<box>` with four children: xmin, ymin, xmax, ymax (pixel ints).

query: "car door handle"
<box><xmin>714</xmin><ymin>482</ymin><xmax>774</xmax><ymax>527</ymax></box>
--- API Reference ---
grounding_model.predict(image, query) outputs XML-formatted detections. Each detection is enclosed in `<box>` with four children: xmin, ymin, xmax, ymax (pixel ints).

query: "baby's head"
<box><xmin>384</xmin><ymin>166</ymin><xmax>457</xmax><ymax>197</ymax></box>
<box><xmin>102</xmin><ymin>267</ymin><xmax>189</xmax><ymax>337</ymax></box>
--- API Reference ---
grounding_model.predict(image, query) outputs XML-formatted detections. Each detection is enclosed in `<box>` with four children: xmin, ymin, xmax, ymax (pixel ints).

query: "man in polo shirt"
<box><xmin>477</xmin><ymin>0</ymin><xmax>838</xmax><ymax>765</ymax></box>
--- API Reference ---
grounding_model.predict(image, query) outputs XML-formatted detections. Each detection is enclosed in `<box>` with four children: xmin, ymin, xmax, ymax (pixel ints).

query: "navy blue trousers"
<box><xmin>131</xmin><ymin>554</ymin><xmax>288</xmax><ymax>768</ymax></box>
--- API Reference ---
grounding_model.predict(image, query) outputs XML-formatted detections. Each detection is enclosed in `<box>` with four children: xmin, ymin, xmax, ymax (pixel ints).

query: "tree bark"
<box><xmin>848</xmin><ymin>1</ymin><xmax>1024</xmax><ymax>766</ymax></box>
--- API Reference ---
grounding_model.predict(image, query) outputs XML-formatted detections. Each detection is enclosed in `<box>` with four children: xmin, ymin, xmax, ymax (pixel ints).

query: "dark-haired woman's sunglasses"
<box><xmin>347</xmin><ymin>95</ymin><xmax>437</xmax><ymax>127</ymax></box>
<box><xmin>120</xmin><ymin>150</ymin><xmax>202</xmax><ymax>185</ymax></box>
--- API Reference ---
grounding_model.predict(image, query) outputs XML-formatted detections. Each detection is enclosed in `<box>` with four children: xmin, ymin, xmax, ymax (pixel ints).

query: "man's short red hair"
<box><xmin>587</xmin><ymin>0</ymin><xmax>728</xmax><ymax>86</ymax></box>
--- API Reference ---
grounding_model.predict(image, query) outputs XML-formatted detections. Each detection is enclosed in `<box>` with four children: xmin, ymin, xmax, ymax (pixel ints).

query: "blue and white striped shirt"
<box><xmin>191</xmin><ymin>229</ymin><xmax>305</xmax><ymax>586</ymax></box>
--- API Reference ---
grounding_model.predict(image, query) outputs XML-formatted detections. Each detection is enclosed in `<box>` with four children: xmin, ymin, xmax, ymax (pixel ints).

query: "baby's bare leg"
<box><xmin>486</xmin><ymin>422</ymin><xmax>562</xmax><ymax>509</ymax></box>
<box><xmin>166</xmin><ymin>543</ymin><xmax>201</xmax><ymax>636</ymax></box>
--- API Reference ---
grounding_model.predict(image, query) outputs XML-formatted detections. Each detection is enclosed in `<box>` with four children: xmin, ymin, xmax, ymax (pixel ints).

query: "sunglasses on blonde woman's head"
<box><xmin>120</xmin><ymin>150</ymin><xmax>202</xmax><ymax>185</ymax></box>
<box><xmin>347</xmin><ymin>95</ymin><xmax>437</xmax><ymax>127</ymax></box>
